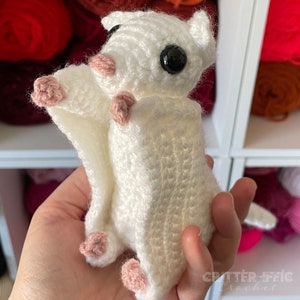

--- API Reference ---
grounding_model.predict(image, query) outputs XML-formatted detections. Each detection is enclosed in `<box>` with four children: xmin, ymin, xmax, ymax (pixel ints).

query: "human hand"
<box><xmin>9</xmin><ymin>164</ymin><xmax>256</xmax><ymax>300</ymax></box>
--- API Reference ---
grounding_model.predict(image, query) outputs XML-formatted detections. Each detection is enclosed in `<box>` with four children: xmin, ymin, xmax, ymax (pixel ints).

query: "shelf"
<box><xmin>232</xmin><ymin>110</ymin><xmax>300</xmax><ymax>157</ymax></box>
<box><xmin>0</xmin><ymin>122</ymin><xmax>80</xmax><ymax>168</ymax></box>
<box><xmin>222</xmin><ymin>236</ymin><xmax>300</xmax><ymax>300</ymax></box>
<box><xmin>0</xmin><ymin>115</ymin><xmax>220</xmax><ymax>168</ymax></box>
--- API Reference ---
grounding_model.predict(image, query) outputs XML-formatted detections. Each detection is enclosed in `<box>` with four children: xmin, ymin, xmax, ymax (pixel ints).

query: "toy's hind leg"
<box><xmin>80</xmin><ymin>197</ymin><xmax>125</xmax><ymax>267</ymax></box>
<box><xmin>121</xmin><ymin>253</ymin><xmax>184</xmax><ymax>300</ymax></box>
<box><xmin>121</xmin><ymin>258</ymin><xmax>148</xmax><ymax>292</ymax></box>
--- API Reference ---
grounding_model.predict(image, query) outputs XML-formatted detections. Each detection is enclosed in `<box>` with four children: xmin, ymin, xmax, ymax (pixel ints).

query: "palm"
<box><xmin>11</xmin><ymin>167</ymin><xmax>255</xmax><ymax>300</ymax></box>
<box><xmin>32</xmin><ymin>201</ymin><xmax>134</xmax><ymax>300</ymax></box>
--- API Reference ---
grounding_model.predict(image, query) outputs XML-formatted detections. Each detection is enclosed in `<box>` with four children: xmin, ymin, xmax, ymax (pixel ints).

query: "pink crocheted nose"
<box><xmin>88</xmin><ymin>53</ymin><xmax>116</xmax><ymax>76</ymax></box>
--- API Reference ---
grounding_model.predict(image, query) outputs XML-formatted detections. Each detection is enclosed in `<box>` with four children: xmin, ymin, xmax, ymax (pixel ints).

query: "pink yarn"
<box><xmin>260</xmin><ymin>0</ymin><xmax>300</xmax><ymax>63</ymax></box>
<box><xmin>79</xmin><ymin>232</ymin><xmax>108</xmax><ymax>258</ymax></box>
<box><xmin>88</xmin><ymin>54</ymin><xmax>116</xmax><ymax>76</ymax></box>
<box><xmin>278</xmin><ymin>167</ymin><xmax>300</xmax><ymax>197</ymax></box>
<box><xmin>121</xmin><ymin>258</ymin><xmax>148</xmax><ymax>292</ymax></box>
<box><xmin>287</xmin><ymin>197</ymin><xmax>300</xmax><ymax>233</ymax></box>
<box><xmin>238</xmin><ymin>226</ymin><xmax>263</xmax><ymax>253</ymax></box>
<box><xmin>245</xmin><ymin>168</ymin><xmax>297</xmax><ymax>243</ymax></box>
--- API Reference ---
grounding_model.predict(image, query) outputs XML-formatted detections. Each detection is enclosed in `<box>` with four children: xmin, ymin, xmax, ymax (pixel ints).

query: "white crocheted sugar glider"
<box><xmin>31</xmin><ymin>10</ymin><xmax>275</xmax><ymax>300</ymax></box>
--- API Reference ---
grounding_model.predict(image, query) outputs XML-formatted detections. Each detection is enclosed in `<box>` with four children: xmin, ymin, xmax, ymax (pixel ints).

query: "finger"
<box><xmin>209</xmin><ymin>192</ymin><xmax>241</xmax><ymax>273</ymax></box>
<box><xmin>176</xmin><ymin>225</ymin><xmax>213</xmax><ymax>300</ymax></box>
<box><xmin>40</xmin><ymin>166</ymin><xmax>91</xmax><ymax>219</ymax></box>
<box><xmin>205</xmin><ymin>155</ymin><xmax>214</xmax><ymax>169</ymax></box>
<box><xmin>230</xmin><ymin>177</ymin><xmax>257</xmax><ymax>223</ymax></box>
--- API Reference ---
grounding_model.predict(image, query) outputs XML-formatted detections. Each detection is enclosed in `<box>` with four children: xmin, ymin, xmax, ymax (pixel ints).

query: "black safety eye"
<box><xmin>107</xmin><ymin>24</ymin><xmax>121</xmax><ymax>39</ymax></box>
<box><xmin>160</xmin><ymin>45</ymin><xmax>187</xmax><ymax>74</ymax></box>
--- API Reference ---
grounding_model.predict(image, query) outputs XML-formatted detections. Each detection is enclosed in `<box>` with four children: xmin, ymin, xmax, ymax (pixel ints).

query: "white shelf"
<box><xmin>232</xmin><ymin>110</ymin><xmax>300</xmax><ymax>158</ymax></box>
<box><xmin>0</xmin><ymin>122</ymin><xmax>80</xmax><ymax>168</ymax></box>
<box><xmin>222</xmin><ymin>236</ymin><xmax>300</xmax><ymax>300</ymax></box>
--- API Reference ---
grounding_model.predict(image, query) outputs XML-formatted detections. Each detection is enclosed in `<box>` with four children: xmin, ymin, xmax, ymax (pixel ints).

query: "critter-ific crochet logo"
<box><xmin>203</xmin><ymin>270</ymin><xmax>295</xmax><ymax>294</ymax></box>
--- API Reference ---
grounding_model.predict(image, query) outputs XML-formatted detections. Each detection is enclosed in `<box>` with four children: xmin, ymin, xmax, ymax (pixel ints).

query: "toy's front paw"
<box><xmin>31</xmin><ymin>75</ymin><xmax>66</xmax><ymax>107</ymax></box>
<box><xmin>110</xmin><ymin>91</ymin><xmax>137</xmax><ymax>125</ymax></box>
<box><xmin>122</xmin><ymin>258</ymin><xmax>148</xmax><ymax>292</ymax></box>
<box><xmin>79</xmin><ymin>231</ymin><xmax>108</xmax><ymax>258</ymax></box>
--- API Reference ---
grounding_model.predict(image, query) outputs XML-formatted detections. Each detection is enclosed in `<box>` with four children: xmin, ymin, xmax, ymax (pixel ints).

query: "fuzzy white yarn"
<box><xmin>32</xmin><ymin>10</ymin><xmax>219</xmax><ymax>300</ymax></box>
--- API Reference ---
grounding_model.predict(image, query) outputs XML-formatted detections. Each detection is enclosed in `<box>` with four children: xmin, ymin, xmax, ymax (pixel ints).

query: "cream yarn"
<box><xmin>31</xmin><ymin>10</ymin><xmax>220</xmax><ymax>300</ymax></box>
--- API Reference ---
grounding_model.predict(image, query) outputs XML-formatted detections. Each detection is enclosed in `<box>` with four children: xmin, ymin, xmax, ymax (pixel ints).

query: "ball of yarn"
<box><xmin>245</xmin><ymin>168</ymin><xmax>297</xmax><ymax>243</ymax></box>
<box><xmin>189</xmin><ymin>66</ymin><xmax>215</xmax><ymax>115</ymax></box>
<box><xmin>278</xmin><ymin>167</ymin><xmax>300</xmax><ymax>197</ymax></box>
<box><xmin>150</xmin><ymin>0</ymin><xmax>218</xmax><ymax>25</ymax></box>
<box><xmin>64</xmin><ymin>0</ymin><xmax>107</xmax><ymax>64</ymax></box>
<box><xmin>251</xmin><ymin>62</ymin><xmax>300</xmax><ymax>121</ymax></box>
<box><xmin>0</xmin><ymin>0</ymin><xmax>73</xmax><ymax>62</ymax></box>
<box><xmin>76</xmin><ymin>0</ymin><xmax>152</xmax><ymax>17</ymax></box>
<box><xmin>287</xmin><ymin>197</ymin><xmax>300</xmax><ymax>233</ymax></box>
<box><xmin>238</xmin><ymin>226</ymin><xmax>263</xmax><ymax>253</ymax></box>
<box><xmin>265</xmin><ymin>217</ymin><xmax>296</xmax><ymax>243</ymax></box>
<box><xmin>0</xmin><ymin>52</ymin><xmax>68</xmax><ymax>125</ymax></box>
<box><xmin>260</xmin><ymin>0</ymin><xmax>300</xmax><ymax>63</ymax></box>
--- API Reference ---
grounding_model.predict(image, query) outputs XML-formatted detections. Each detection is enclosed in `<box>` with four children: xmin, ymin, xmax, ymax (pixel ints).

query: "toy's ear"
<box><xmin>101</xmin><ymin>11</ymin><xmax>146</xmax><ymax>31</ymax></box>
<box><xmin>188</xmin><ymin>10</ymin><xmax>216</xmax><ymax>66</ymax></box>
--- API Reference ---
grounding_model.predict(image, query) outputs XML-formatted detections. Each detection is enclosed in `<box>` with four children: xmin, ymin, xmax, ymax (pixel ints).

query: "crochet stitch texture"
<box><xmin>31</xmin><ymin>10</ymin><xmax>219</xmax><ymax>300</ymax></box>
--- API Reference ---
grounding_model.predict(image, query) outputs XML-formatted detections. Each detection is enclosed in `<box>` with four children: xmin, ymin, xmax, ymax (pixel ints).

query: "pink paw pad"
<box><xmin>79</xmin><ymin>231</ymin><xmax>108</xmax><ymax>258</ymax></box>
<box><xmin>31</xmin><ymin>75</ymin><xmax>66</xmax><ymax>107</ymax></box>
<box><xmin>110</xmin><ymin>91</ymin><xmax>137</xmax><ymax>125</ymax></box>
<box><xmin>121</xmin><ymin>258</ymin><xmax>148</xmax><ymax>292</ymax></box>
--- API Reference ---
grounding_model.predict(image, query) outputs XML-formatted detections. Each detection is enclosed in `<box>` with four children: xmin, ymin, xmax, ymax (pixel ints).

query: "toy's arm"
<box><xmin>31</xmin><ymin>64</ymin><xmax>116</xmax><ymax>259</ymax></box>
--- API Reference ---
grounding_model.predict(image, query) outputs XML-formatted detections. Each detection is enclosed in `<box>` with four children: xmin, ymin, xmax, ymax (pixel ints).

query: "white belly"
<box><xmin>109</xmin><ymin>96</ymin><xmax>220</xmax><ymax>250</ymax></box>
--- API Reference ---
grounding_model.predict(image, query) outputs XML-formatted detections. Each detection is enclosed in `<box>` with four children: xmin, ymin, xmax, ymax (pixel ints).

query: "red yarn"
<box><xmin>76</xmin><ymin>0</ymin><xmax>152</xmax><ymax>17</ymax></box>
<box><xmin>64</xmin><ymin>0</ymin><xmax>108</xmax><ymax>64</ymax></box>
<box><xmin>0</xmin><ymin>51</ymin><xmax>68</xmax><ymax>125</ymax></box>
<box><xmin>0</xmin><ymin>0</ymin><xmax>73</xmax><ymax>62</ymax></box>
<box><xmin>260</xmin><ymin>0</ymin><xmax>300</xmax><ymax>63</ymax></box>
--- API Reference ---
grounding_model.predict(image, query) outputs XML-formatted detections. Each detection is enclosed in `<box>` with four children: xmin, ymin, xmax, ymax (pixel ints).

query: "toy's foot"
<box><xmin>110</xmin><ymin>91</ymin><xmax>136</xmax><ymax>125</ymax></box>
<box><xmin>121</xmin><ymin>258</ymin><xmax>148</xmax><ymax>292</ymax></box>
<box><xmin>31</xmin><ymin>75</ymin><xmax>66</xmax><ymax>107</ymax></box>
<box><xmin>79</xmin><ymin>231</ymin><xmax>107</xmax><ymax>258</ymax></box>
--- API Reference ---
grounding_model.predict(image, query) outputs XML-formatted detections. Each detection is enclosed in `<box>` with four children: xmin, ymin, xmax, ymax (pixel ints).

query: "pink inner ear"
<box><xmin>88</xmin><ymin>53</ymin><xmax>116</xmax><ymax>76</ymax></box>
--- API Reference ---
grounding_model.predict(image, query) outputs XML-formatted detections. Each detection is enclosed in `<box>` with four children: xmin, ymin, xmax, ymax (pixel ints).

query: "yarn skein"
<box><xmin>0</xmin><ymin>0</ymin><xmax>73</xmax><ymax>61</ymax></box>
<box><xmin>260</xmin><ymin>0</ymin><xmax>300</xmax><ymax>63</ymax></box>
<box><xmin>76</xmin><ymin>0</ymin><xmax>152</xmax><ymax>17</ymax></box>
<box><xmin>0</xmin><ymin>51</ymin><xmax>68</xmax><ymax>125</ymax></box>
<box><xmin>287</xmin><ymin>198</ymin><xmax>300</xmax><ymax>234</ymax></box>
<box><xmin>245</xmin><ymin>168</ymin><xmax>297</xmax><ymax>243</ymax></box>
<box><xmin>251</xmin><ymin>61</ymin><xmax>300</xmax><ymax>121</ymax></box>
<box><xmin>278</xmin><ymin>167</ymin><xmax>300</xmax><ymax>197</ymax></box>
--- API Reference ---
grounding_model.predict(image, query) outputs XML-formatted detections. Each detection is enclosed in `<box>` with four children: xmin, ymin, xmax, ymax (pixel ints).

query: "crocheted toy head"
<box><xmin>31</xmin><ymin>10</ymin><xmax>219</xmax><ymax>300</ymax></box>
<box><xmin>90</xmin><ymin>10</ymin><xmax>215</xmax><ymax>99</ymax></box>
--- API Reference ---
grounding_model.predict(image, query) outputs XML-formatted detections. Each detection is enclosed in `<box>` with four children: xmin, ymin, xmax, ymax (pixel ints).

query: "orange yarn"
<box><xmin>251</xmin><ymin>62</ymin><xmax>300</xmax><ymax>121</ymax></box>
<box><xmin>165</xmin><ymin>0</ymin><xmax>204</xmax><ymax>8</ymax></box>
